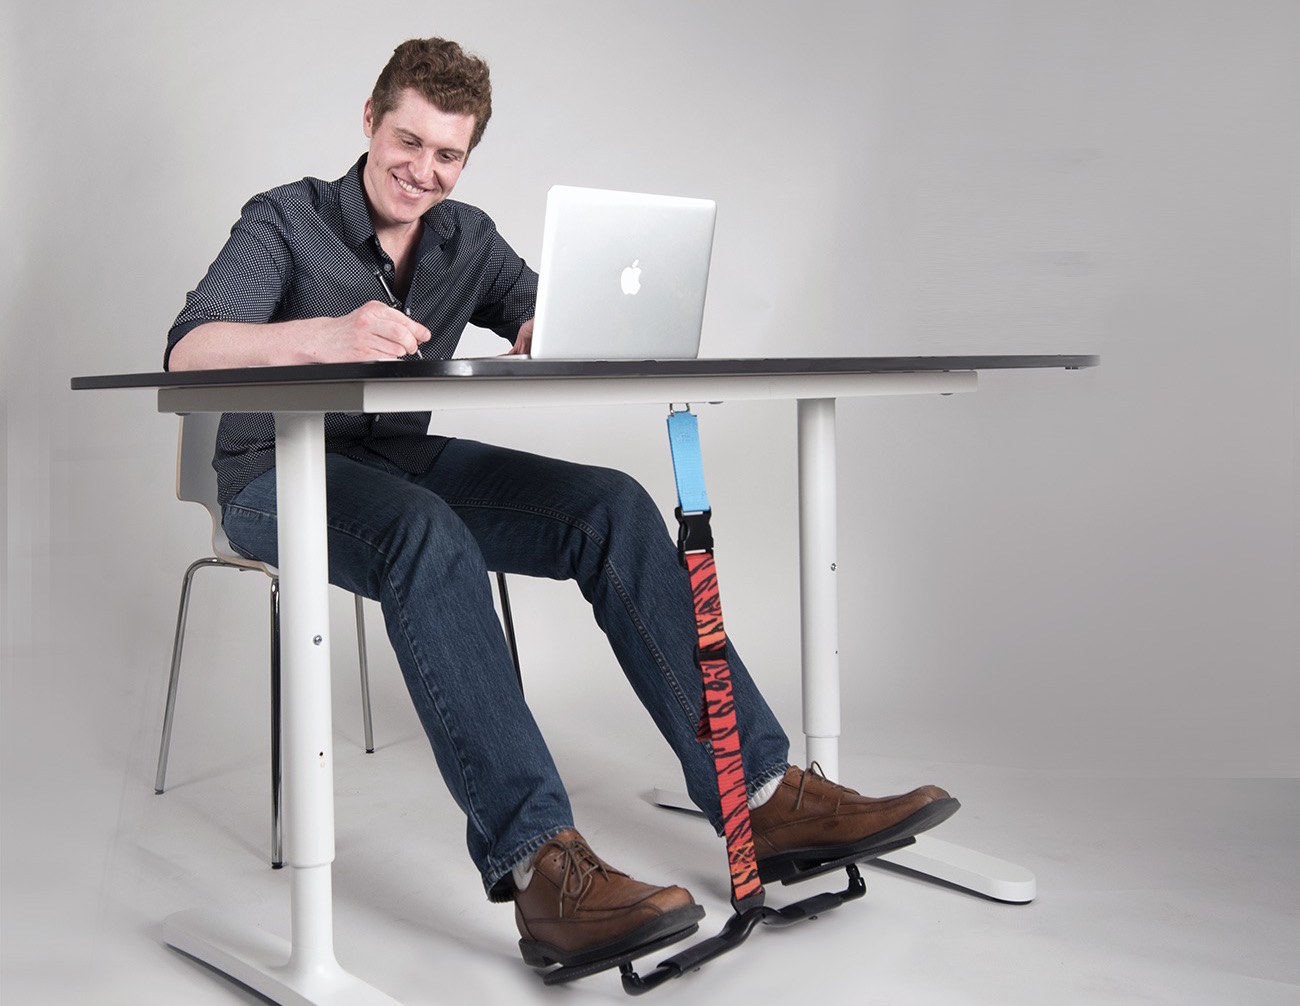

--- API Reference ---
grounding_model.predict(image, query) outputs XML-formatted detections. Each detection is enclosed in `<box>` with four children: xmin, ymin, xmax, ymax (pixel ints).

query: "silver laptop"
<box><xmin>528</xmin><ymin>186</ymin><xmax>717</xmax><ymax>360</ymax></box>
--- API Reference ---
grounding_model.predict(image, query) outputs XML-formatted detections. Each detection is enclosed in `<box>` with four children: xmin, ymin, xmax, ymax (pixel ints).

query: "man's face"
<box><xmin>362</xmin><ymin>88</ymin><xmax>477</xmax><ymax>233</ymax></box>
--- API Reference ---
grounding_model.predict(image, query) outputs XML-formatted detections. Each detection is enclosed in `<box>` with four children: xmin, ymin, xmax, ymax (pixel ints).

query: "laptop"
<box><xmin>528</xmin><ymin>186</ymin><xmax>717</xmax><ymax>360</ymax></box>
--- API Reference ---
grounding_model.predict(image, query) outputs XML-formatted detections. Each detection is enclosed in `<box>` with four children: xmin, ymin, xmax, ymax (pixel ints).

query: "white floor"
<box><xmin>3</xmin><ymin>659</ymin><xmax>1297</xmax><ymax>1006</ymax></box>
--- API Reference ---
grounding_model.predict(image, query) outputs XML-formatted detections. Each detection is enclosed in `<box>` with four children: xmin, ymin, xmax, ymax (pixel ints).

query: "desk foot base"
<box><xmin>872</xmin><ymin>834</ymin><xmax>1036</xmax><ymax>903</ymax></box>
<box><xmin>164</xmin><ymin>909</ymin><xmax>405</xmax><ymax>1006</ymax></box>
<box><xmin>652</xmin><ymin>786</ymin><xmax>698</xmax><ymax>814</ymax></box>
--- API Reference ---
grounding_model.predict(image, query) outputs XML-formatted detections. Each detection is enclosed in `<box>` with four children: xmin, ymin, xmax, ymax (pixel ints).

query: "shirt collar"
<box><xmin>339</xmin><ymin>155</ymin><xmax>376</xmax><ymax>253</ymax></box>
<box><xmin>340</xmin><ymin>154</ymin><xmax>457</xmax><ymax>258</ymax></box>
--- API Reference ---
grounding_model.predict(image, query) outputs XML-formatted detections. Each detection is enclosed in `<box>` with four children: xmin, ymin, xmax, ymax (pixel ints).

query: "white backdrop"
<box><xmin>2</xmin><ymin>0</ymin><xmax>1296</xmax><ymax>823</ymax></box>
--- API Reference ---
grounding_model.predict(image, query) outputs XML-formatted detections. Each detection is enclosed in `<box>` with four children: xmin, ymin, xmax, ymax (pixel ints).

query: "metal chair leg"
<box><xmin>496</xmin><ymin>572</ymin><xmax>523</xmax><ymax>692</ymax></box>
<box><xmin>270</xmin><ymin>577</ymin><xmax>283</xmax><ymax>869</ymax></box>
<box><xmin>355</xmin><ymin>594</ymin><xmax>375</xmax><ymax>754</ymax></box>
<box><xmin>156</xmin><ymin>557</ymin><xmax>248</xmax><ymax>795</ymax></box>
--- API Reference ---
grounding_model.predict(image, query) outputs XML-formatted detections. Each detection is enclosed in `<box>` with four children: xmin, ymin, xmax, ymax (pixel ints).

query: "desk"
<box><xmin>73</xmin><ymin>355</ymin><xmax>1096</xmax><ymax>1005</ymax></box>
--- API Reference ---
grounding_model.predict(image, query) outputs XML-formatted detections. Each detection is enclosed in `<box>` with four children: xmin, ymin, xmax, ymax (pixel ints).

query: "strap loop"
<box><xmin>666</xmin><ymin>409</ymin><xmax>711</xmax><ymax>515</ymax></box>
<box><xmin>666</xmin><ymin>407</ymin><xmax>764</xmax><ymax>910</ymax></box>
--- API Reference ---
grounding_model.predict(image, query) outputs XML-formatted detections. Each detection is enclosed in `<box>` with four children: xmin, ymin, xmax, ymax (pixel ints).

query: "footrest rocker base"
<box><xmin>620</xmin><ymin>862</ymin><xmax>868</xmax><ymax>995</ymax></box>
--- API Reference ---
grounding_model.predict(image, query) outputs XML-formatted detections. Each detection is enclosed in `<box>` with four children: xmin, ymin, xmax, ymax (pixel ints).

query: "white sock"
<box><xmin>511</xmin><ymin>854</ymin><xmax>536</xmax><ymax>891</ymax></box>
<box><xmin>748</xmin><ymin>774</ymin><xmax>782</xmax><ymax>810</ymax></box>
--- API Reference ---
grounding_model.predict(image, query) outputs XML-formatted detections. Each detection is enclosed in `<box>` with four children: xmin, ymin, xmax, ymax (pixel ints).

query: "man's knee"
<box><xmin>580</xmin><ymin>467</ymin><xmax>670</xmax><ymax>547</ymax></box>
<box><xmin>378</xmin><ymin>500</ymin><xmax>483</xmax><ymax>566</ymax></box>
<box><xmin>587</xmin><ymin>465</ymin><xmax>652</xmax><ymax>512</ymax></box>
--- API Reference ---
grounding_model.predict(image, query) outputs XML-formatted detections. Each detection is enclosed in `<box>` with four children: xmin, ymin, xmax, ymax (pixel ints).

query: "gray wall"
<box><xmin>3</xmin><ymin>0</ymin><xmax>1296</xmax><ymax>789</ymax></box>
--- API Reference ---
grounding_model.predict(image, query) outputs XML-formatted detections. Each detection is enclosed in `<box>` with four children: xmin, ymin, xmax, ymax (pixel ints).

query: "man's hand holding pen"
<box><xmin>323</xmin><ymin>300</ymin><xmax>431</xmax><ymax>361</ymax></box>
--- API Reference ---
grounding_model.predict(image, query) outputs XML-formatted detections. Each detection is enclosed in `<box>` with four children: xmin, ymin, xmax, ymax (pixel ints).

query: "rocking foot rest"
<box><xmin>579</xmin><ymin>407</ymin><xmax>910</xmax><ymax>994</ymax></box>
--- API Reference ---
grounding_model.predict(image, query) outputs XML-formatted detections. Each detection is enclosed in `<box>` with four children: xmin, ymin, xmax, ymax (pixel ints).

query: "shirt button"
<box><xmin>384</xmin><ymin>262</ymin><xmax>393</xmax><ymax>273</ymax></box>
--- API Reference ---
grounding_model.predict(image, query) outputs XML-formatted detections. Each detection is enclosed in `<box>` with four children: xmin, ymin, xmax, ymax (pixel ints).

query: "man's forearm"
<box><xmin>168</xmin><ymin>303</ymin><xmax>433</xmax><ymax>372</ymax></box>
<box><xmin>167</xmin><ymin>319</ymin><xmax>324</xmax><ymax>371</ymax></box>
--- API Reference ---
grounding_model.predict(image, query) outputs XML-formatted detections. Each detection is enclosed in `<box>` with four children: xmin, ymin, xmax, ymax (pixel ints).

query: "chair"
<box><xmin>155</xmin><ymin>412</ymin><xmax>520</xmax><ymax>868</ymax></box>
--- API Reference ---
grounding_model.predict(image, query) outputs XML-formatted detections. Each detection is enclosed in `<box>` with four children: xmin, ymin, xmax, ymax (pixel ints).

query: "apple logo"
<box><xmin>620</xmin><ymin>259</ymin><xmax>643</xmax><ymax>296</ymax></box>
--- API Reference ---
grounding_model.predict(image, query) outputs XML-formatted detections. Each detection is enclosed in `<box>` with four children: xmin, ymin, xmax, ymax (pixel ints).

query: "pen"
<box><xmin>375</xmin><ymin>268</ymin><xmax>403</xmax><ymax>310</ymax></box>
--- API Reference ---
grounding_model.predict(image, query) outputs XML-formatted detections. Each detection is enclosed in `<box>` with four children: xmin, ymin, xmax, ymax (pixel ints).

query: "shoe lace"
<box><xmin>555</xmin><ymin>837</ymin><xmax>610</xmax><ymax>918</ymax></box>
<box><xmin>793</xmin><ymin>760</ymin><xmax>829</xmax><ymax>811</ymax></box>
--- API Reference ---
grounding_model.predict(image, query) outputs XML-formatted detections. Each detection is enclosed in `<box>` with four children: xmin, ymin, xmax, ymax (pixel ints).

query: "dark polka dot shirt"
<box><xmin>166</xmin><ymin>154</ymin><xmax>537</xmax><ymax>506</ymax></box>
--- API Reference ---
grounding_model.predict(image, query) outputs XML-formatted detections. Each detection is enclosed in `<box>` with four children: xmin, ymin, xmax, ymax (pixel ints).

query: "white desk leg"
<box><xmin>163</xmin><ymin>412</ymin><xmax>404</xmax><ymax>1005</ymax></box>
<box><xmin>795</xmin><ymin>397</ymin><xmax>1035</xmax><ymax>903</ymax></box>
<box><xmin>797</xmin><ymin>399</ymin><xmax>841</xmax><ymax>779</ymax></box>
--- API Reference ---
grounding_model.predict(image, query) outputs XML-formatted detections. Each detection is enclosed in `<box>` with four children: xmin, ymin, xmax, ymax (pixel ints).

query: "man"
<box><xmin>167</xmin><ymin>37</ymin><xmax>958</xmax><ymax>973</ymax></box>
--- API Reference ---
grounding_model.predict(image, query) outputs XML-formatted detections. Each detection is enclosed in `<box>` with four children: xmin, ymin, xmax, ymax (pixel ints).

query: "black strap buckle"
<box><xmin>674</xmin><ymin>507</ymin><xmax>713</xmax><ymax>563</ymax></box>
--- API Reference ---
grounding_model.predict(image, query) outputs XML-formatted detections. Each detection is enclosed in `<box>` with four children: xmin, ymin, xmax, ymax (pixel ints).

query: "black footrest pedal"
<box><xmin>537</xmin><ymin>923</ymin><xmax>703</xmax><ymax>986</ymax></box>
<box><xmin>761</xmin><ymin>835</ymin><xmax>917</xmax><ymax>886</ymax></box>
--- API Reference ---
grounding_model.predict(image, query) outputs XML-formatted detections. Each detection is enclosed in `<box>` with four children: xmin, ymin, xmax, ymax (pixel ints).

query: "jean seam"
<box><xmin>440</xmin><ymin>496</ymin><xmax>608</xmax><ymax>546</ymax></box>
<box><xmin>604</xmin><ymin>556</ymin><xmax>701</xmax><ymax>729</ymax></box>
<box><xmin>380</xmin><ymin>559</ymin><xmax>494</xmax><ymax>853</ymax></box>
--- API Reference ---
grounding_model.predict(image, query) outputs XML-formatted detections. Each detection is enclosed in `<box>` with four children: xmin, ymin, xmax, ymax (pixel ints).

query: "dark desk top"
<box><xmin>72</xmin><ymin>355</ymin><xmax>1098</xmax><ymax>391</ymax></box>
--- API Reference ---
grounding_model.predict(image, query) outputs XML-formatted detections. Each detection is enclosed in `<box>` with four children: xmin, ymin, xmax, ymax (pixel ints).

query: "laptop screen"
<box><xmin>528</xmin><ymin>186</ymin><xmax>717</xmax><ymax>361</ymax></box>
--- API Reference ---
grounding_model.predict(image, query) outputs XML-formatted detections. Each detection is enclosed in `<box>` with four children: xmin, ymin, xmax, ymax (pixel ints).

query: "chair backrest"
<box><xmin>176</xmin><ymin>412</ymin><xmax>269</xmax><ymax>570</ymax></box>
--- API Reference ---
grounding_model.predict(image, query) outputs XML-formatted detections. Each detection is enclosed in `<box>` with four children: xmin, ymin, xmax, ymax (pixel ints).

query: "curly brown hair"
<box><xmin>370</xmin><ymin>38</ymin><xmax>493</xmax><ymax>152</ymax></box>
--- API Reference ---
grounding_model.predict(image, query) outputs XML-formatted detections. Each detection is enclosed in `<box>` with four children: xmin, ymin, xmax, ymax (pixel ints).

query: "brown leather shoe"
<box><xmin>514</xmin><ymin>830</ymin><xmax>704</xmax><ymax>970</ymax></box>
<box><xmin>749</xmin><ymin>765</ymin><xmax>959</xmax><ymax>882</ymax></box>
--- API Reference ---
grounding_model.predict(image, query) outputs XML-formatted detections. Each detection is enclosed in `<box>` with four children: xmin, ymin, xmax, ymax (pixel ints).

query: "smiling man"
<box><xmin>165</xmin><ymin>37</ymin><xmax>958</xmax><ymax>980</ymax></box>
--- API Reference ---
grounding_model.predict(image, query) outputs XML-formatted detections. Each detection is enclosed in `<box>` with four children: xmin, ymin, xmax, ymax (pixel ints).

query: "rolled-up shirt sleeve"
<box><xmin>165</xmin><ymin>196</ymin><xmax>294</xmax><ymax>369</ymax></box>
<box><xmin>469</xmin><ymin>232</ymin><xmax>538</xmax><ymax>343</ymax></box>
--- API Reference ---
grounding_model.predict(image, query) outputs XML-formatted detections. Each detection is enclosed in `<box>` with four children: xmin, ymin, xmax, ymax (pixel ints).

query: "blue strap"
<box><xmin>667</xmin><ymin>409</ymin><xmax>711</xmax><ymax>514</ymax></box>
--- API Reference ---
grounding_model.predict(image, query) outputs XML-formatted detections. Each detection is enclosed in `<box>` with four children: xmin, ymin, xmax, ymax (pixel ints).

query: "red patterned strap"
<box><xmin>684</xmin><ymin>550</ymin><xmax>765</xmax><ymax>909</ymax></box>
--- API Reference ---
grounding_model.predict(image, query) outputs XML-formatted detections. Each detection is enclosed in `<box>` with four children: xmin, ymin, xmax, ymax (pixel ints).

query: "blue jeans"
<box><xmin>222</xmin><ymin>438</ymin><xmax>790</xmax><ymax>899</ymax></box>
